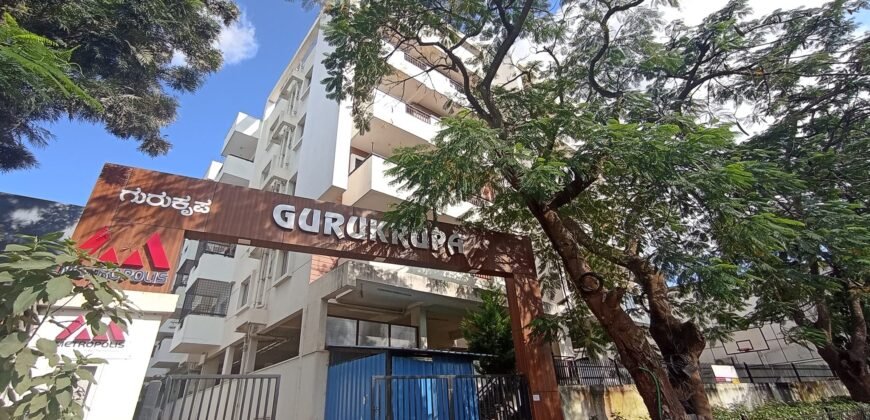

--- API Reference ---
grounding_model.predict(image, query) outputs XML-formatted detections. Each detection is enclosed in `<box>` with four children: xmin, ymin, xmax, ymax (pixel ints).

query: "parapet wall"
<box><xmin>560</xmin><ymin>380</ymin><xmax>849</xmax><ymax>419</ymax></box>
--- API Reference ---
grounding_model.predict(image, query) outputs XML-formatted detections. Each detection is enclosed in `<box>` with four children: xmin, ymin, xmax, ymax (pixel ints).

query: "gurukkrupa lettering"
<box><xmin>272</xmin><ymin>204</ymin><xmax>466</xmax><ymax>255</ymax></box>
<box><xmin>119</xmin><ymin>187</ymin><xmax>211</xmax><ymax>216</ymax></box>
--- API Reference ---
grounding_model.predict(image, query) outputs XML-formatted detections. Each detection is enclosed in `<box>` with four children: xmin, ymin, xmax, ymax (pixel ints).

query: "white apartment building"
<box><xmin>145</xmin><ymin>14</ymin><xmax>570</xmax><ymax>420</ymax></box>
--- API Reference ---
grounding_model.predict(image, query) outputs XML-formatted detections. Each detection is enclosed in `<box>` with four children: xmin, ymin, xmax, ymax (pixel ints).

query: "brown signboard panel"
<box><xmin>70</xmin><ymin>163</ymin><xmax>561</xmax><ymax>419</ymax></box>
<box><xmin>73</xmin><ymin>163</ymin><xmax>536</xmax><ymax>294</ymax></box>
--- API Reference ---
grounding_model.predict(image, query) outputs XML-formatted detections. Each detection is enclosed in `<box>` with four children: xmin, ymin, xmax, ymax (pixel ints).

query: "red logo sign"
<box><xmin>79</xmin><ymin>227</ymin><xmax>170</xmax><ymax>270</ymax></box>
<box><xmin>55</xmin><ymin>316</ymin><xmax>126</xmax><ymax>348</ymax></box>
<box><xmin>70</xmin><ymin>227</ymin><xmax>171</xmax><ymax>285</ymax></box>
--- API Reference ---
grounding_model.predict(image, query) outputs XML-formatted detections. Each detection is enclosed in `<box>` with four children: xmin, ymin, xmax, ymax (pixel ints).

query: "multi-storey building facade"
<box><xmin>146</xmin><ymin>14</ymin><xmax>570</xmax><ymax>419</ymax></box>
<box><xmin>142</xmin><ymin>13</ymin><xmax>826</xmax><ymax>419</ymax></box>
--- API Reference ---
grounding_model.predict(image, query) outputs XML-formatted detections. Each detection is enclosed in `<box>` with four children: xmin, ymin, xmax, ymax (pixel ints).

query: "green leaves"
<box><xmin>460</xmin><ymin>290</ymin><xmax>516</xmax><ymax>374</ymax></box>
<box><xmin>0</xmin><ymin>233</ymin><xmax>132</xmax><ymax>419</ymax></box>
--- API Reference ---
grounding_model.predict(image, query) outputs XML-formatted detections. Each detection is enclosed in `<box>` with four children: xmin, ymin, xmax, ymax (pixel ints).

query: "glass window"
<box><xmin>390</xmin><ymin>325</ymin><xmax>417</xmax><ymax>348</ymax></box>
<box><xmin>358</xmin><ymin>320</ymin><xmax>389</xmax><ymax>347</ymax></box>
<box><xmin>326</xmin><ymin>317</ymin><xmax>357</xmax><ymax>346</ymax></box>
<box><xmin>238</xmin><ymin>278</ymin><xmax>250</xmax><ymax>309</ymax></box>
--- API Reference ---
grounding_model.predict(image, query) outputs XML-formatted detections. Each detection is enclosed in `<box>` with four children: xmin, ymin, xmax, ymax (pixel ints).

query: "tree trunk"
<box><xmin>813</xmin><ymin>288</ymin><xmax>870</xmax><ymax>403</ymax></box>
<box><xmin>635</xmin><ymin>269</ymin><xmax>712</xmax><ymax>419</ymax></box>
<box><xmin>817</xmin><ymin>344</ymin><xmax>870</xmax><ymax>402</ymax></box>
<box><xmin>531</xmin><ymin>206</ymin><xmax>688</xmax><ymax>419</ymax></box>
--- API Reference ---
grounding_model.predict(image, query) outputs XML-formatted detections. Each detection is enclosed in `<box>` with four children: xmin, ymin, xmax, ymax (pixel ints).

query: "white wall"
<box><xmin>32</xmin><ymin>292</ymin><xmax>176</xmax><ymax>420</ymax></box>
<box><xmin>294</xmin><ymin>19</ymin><xmax>355</xmax><ymax>202</ymax></box>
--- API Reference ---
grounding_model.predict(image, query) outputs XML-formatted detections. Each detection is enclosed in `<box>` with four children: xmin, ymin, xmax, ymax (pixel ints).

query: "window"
<box><xmin>277</xmin><ymin>251</ymin><xmax>293</xmax><ymax>279</ymax></box>
<box><xmin>358</xmin><ymin>321</ymin><xmax>389</xmax><ymax>346</ymax></box>
<box><xmin>238</xmin><ymin>277</ymin><xmax>250</xmax><ymax>309</ymax></box>
<box><xmin>325</xmin><ymin>317</ymin><xmax>419</xmax><ymax>348</ymax></box>
<box><xmin>350</xmin><ymin>155</ymin><xmax>367</xmax><ymax>173</ymax></box>
<box><xmin>390</xmin><ymin>325</ymin><xmax>417</xmax><ymax>349</ymax></box>
<box><xmin>296</xmin><ymin>116</ymin><xmax>306</xmax><ymax>147</ymax></box>
<box><xmin>261</xmin><ymin>162</ymin><xmax>272</xmax><ymax>183</ymax></box>
<box><xmin>326</xmin><ymin>317</ymin><xmax>357</xmax><ymax>346</ymax></box>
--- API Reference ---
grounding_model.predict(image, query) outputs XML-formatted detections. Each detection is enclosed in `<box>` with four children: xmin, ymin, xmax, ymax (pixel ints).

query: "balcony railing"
<box><xmin>552</xmin><ymin>358</ymin><xmax>838</xmax><ymax>386</ymax></box>
<box><xmin>194</xmin><ymin>241</ymin><xmax>236</xmax><ymax>260</ymax></box>
<box><xmin>405</xmin><ymin>103</ymin><xmax>438</xmax><ymax>124</ymax></box>
<box><xmin>402</xmin><ymin>50</ymin><xmax>465</xmax><ymax>93</ymax></box>
<box><xmin>180</xmin><ymin>279</ymin><xmax>232</xmax><ymax>322</ymax></box>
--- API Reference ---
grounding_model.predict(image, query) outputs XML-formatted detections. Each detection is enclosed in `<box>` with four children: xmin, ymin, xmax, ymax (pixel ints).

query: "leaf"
<box><xmin>15</xmin><ymin>349</ymin><xmax>36</xmax><ymax>377</ymax></box>
<box><xmin>11</xmin><ymin>258</ymin><xmax>55</xmax><ymax>270</ymax></box>
<box><xmin>55</xmin><ymin>376</ymin><xmax>72</xmax><ymax>390</ymax></box>
<box><xmin>3</xmin><ymin>244</ymin><xmax>29</xmax><ymax>252</ymax></box>
<box><xmin>45</xmin><ymin>276</ymin><xmax>74</xmax><ymax>303</ymax></box>
<box><xmin>0</xmin><ymin>332</ymin><xmax>29</xmax><ymax>358</ymax></box>
<box><xmin>55</xmin><ymin>389</ymin><xmax>72</xmax><ymax>407</ymax></box>
<box><xmin>13</xmin><ymin>287</ymin><xmax>41</xmax><ymax>313</ymax></box>
<box><xmin>75</xmin><ymin>368</ymin><xmax>96</xmax><ymax>384</ymax></box>
<box><xmin>35</xmin><ymin>338</ymin><xmax>57</xmax><ymax>355</ymax></box>
<box><xmin>0</xmin><ymin>271</ymin><xmax>12</xmax><ymax>283</ymax></box>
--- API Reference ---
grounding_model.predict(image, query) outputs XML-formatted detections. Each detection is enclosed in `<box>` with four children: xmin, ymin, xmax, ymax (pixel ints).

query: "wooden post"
<box><xmin>505</xmin><ymin>273</ymin><xmax>564</xmax><ymax>420</ymax></box>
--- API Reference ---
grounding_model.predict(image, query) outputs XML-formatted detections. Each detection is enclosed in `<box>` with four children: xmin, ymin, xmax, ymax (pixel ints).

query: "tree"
<box><xmin>317</xmin><ymin>1</ymin><xmax>862</xmax><ymax>418</ymax></box>
<box><xmin>0</xmin><ymin>0</ymin><xmax>240</xmax><ymax>171</ymax></box>
<box><xmin>0</xmin><ymin>13</ymin><xmax>104</xmax><ymax>170</ymax></box>
<box><xmin>460</xmin><ymin>290</ymin><xmax>516</xmax><ymax>374</ymax></box>
<box><xmin>0</xmin><ymin>233</ymin><xmax>131</xmax><ymax>419</ymax></box>
<box><xmin>734</xmin><ymin>1</ymin><xmax>870</xmax><ymax>402</ymax></box>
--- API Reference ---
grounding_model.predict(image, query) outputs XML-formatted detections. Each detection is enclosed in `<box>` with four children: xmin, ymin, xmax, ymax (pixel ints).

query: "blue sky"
<box><xmin>0</xmin><ymin>2</ymin><xmax>867</xmax><ymax>206</ymax></box>
<box><xmin>0</xmin><ymin>1</ymin><xmax>318</xmax><ymax>205</ymax></box>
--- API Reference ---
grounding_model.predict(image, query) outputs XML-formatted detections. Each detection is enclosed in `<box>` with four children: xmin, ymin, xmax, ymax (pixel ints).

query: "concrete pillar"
<box><xmin>298</xmin><ymin>297</ymin><xmax>330</xmax><ymax>420</ymax></box>
<box><xmin>221</xmin><ymin>346</ymin><xmax>235</xmax><ymax>375</ymax></box>
<box><xmin>240</xmin><ymin>336</ymin><xmax>259</xmax><ymax>374</ymax></box>
<box><xmin>299</xmin><ymin>297</ymin><xmax>329</xmax><ymax>354</ymax></box>
<box><xmin>409</xmin><ymin>306</ymin><xmax>429</xmax><ymax>349</ymax></box>
<box><xmin>201</xmin><ymin>355</ymin><xmax>220</xmax><ymax>374</ymax></box>
<box><xmin>505</xmin><ymin>273</ymin><xmax>563</xmax><ymax>420</ymax></box>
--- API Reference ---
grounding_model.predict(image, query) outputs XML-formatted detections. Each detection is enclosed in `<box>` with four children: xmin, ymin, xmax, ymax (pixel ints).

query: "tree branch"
<box><xmin>588</xmin><ymin>0</ymin><xmax>645</xmax><ymax>99</ymax></box>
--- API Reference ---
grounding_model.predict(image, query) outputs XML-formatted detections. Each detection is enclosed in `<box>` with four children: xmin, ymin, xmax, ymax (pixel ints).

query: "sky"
<box><xmin>0</xmin><ymin>1</ymin><xmax>867</xmax><ymax>206</ymax></box>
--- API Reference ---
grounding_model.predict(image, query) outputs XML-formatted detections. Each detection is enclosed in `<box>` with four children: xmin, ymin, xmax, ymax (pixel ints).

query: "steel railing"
<box><xmin>553</xmin><ymin>357</ymin><xmax>838</xmax><ymax>386</ymax></box>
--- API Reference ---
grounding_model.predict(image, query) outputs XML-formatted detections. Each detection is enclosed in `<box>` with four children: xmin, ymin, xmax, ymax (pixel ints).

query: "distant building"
<box><xmin>0</xmin><ymin>192</ymin><xmax>83</xmax><ymax>248</ymax></box>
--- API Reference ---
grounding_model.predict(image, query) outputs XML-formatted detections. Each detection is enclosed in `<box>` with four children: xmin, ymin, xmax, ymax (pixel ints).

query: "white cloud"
<box><xmin>216</xmin><ymin>12</ymin><xmax>259</xmax><ymax>65</ymax></box>
<box><xmin>170</xmin><ymin>12</ymin><xmax>259</xmax><ymax>67</ymax></box>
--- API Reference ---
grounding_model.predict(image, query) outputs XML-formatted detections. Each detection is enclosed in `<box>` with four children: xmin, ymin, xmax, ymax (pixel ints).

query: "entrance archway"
<box><xmin>73</xmin><ymin>163</ymin><xmax>563</xmax><ymax>420</ymax></box>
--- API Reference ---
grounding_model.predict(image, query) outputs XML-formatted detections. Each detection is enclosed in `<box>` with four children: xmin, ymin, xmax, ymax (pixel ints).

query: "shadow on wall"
<box><xmin>0</xmin><ymin>192</ymin><xmax>83</xmax><ymax>247</ymax></box>
<box><xmin>559</xmin><ymin>380</ymin><xmax>850</xmax><ymax>420</ymax></box>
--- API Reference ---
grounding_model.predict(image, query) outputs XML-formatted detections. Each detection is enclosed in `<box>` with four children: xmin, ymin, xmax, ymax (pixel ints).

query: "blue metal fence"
<box><xmin>371</xmin><ymin>375</ymin><xmax>531</xmax><ymax>420</ymax></box>
<box><xmin>325</xmin><ymin>353</ymin><xmax>387</xmax><ymax>420</ymax></box>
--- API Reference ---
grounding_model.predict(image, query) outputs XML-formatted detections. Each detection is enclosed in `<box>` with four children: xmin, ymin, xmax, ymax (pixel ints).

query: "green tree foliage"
<box><xmin>0</xmin><ymin>0</ymin><xmax>240</xmax><ymax>171</ymax></box>
<box><xmin>0</xmin><ymin>234</ymin><xmax>131</xmax><ymax>419</ymax></box>
<box><xmin>319</xmin><ymin>0</ymin><xmax>869</xmax><ymax>417</ymax></box>
<box><xmin>460</xmin><ymin>291</ymin><xmax>515</xmax><ymax>374</ymax></box>
<box><xmin>732</xmin><ymin>1</ymin><xmax>870</xmax><ymax>402</ymax></box>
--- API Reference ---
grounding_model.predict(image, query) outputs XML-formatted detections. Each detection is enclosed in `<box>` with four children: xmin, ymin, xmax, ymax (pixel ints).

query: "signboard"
<box><xmin>71</xmin><ymin>164</ymin><xmax>535</xmax><ymax>293</ymax></box>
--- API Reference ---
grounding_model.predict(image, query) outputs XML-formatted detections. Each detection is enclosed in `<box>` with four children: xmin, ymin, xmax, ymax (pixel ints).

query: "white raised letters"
<box><xmin>271</xmin><ymin>204</ymin><xmax>467</xmax><ymax>255</ymax></box>
<box><xmin>119</xmin><ymin>188</ymin><xmax>210</xmax><ymax>216</ymax></box>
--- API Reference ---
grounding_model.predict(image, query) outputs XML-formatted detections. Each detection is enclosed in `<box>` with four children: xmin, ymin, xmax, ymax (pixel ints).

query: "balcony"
<box><xmin>156</xmin><ymin>318</ymin><xmax>180</xmax><ymax>340</ymax></box>
<box><xmin>343</xmin><ymin>155</ymin><xmax>472</xmax><ymax>222</ymax></box>
<box><xmin>216</xmin><ymin>155</ymin><xmax>253</xmax><ymax>187</ymax></box>
<box><xmin>350</xmin><ymin>90</ymin><xmax>440</xmax><ymax>157</ymax></box>
<box><xmin>171</xmin><ymin>279</ymin><xmax>232</xmax><ymax>353</ymax></box>
<box><xmin>188</xmin><ymin>251</ymin><xmax>237</xmax><ymax>284</ymax></box>
<box><xmin>170</xmin><ymin>314</ymin><xmax>225</xmax><ymax>353</ymax></box>
<box><xmin>221</xmin><ymin>113</ymin><xmax>261</xmax><ymax>161</ymax></box>
<box><xmin>385</xmin><ymin>44</ymin><xmax>465</xmax><ymax>99</ymax></box>
<box><xmin>151</xmin><ymin>338</ymin><xmax>187</xmax><ymax>369</ymax></box>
